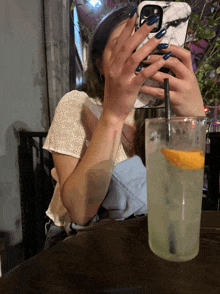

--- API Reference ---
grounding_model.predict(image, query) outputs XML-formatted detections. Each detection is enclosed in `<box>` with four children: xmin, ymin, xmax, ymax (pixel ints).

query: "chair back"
<box><xmin>18</xmin><ymin>131</ymin><xmax>54</xmax><ymax>260</ymax></box>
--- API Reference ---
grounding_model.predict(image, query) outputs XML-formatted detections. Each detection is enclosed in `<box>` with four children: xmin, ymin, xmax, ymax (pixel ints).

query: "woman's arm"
<box><xmin>61</xmin><ymin>113</ymin><xmax>124</xmax><ymax>226</ymax></box>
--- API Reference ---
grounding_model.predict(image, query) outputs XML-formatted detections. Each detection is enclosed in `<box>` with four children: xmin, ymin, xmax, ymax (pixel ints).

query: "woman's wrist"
<box><xmin>101</xmin><ymin>109</ymin><xmax>126</xmax><ymax>128</ymax></box>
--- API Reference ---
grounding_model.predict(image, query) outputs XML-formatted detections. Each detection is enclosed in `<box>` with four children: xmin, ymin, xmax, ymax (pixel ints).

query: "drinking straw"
<box><xmin>164</xmin><ymin>78</ymin><xmax>171</xmax><ymax>143</ymax></box>
<box><xmin>164</xmin><ymin>78</ymin><xmax>176</xmax><ymax>255</ymax></box>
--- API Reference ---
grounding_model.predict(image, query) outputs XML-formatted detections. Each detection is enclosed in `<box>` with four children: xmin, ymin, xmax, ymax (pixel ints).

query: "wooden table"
<box><xmin>1</xmin><ymin>212</ymin><xmax>220</xmax><ymax>294</ymax></box>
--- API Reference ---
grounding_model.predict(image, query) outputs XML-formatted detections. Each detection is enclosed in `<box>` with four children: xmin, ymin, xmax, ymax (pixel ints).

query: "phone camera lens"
<box><xmin>141</xmin><ymin>5</ymin><xmax>162</xmax><ymax>31</ymax></box>
<box><xmin>143</xmin><ymin>7</ymin><xmax>151</xmax><ymax>17</ymax></box>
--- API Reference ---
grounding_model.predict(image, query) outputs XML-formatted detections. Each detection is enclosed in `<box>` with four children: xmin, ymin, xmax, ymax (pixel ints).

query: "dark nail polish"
<box><xmin>135</xmin><ymin>65</ymin><xmax>142</xmax><ymax>72</ymax></box>
<box><xmin>129</xmin><ymin>7</ymin><xmax>137</xmax><ymax>18</ymax></box>
<box><xmin>157</xmin><ymin>43</ymin><xmax>169</xmax><ymax>50</ymax></box>
<box><xmin>155</xmin><ymin>29</ymin><xmax>167</xmax><ymax>39</ymax></box>
<box><xmin>163</xmin><ymin>51</ymin><xmax>172</xmax><ymax>60</ymax></box>
<box><xmin>147</xmin><ymin>15</ymin><xmax>160</xmax><ymax>26</ymax></box>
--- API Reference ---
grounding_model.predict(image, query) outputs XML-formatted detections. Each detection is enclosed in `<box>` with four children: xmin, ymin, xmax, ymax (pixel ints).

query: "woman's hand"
<box><xmin>141</xmin><ymin>44</ymin><xmax>205</xmax><ymax>117</ymax></box>
<box><xmin>101</xmin><ymin>13</ymin><xmax>171</xmax><ymax>122</ymax></box>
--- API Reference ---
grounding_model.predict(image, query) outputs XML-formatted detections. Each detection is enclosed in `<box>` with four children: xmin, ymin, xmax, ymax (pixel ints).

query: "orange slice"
<box><xmin>161</xmin><ymin>148</ymin><xmax>205</xmax><ymax>170</ymax></box>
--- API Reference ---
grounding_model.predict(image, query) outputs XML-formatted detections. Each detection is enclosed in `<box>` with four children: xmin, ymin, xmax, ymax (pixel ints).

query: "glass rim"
<box><xmin>145</xmin><ymin>116</ymin><xmax>207</xmax><ymax>122</ymax></box>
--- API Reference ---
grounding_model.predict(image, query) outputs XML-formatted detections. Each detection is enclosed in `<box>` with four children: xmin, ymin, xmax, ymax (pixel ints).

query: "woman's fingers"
<box><xmin>113</xmin><ymin>19</ymin><xmax>161</xmax><ymax>68</ymax></box>
<box><xmin>133</xmin><ymin>53</ymin><xmax>172</xmax><ymax>86</ymax></box>
<box><xmin>111</xmin><ymin>13</ymin><xmax>137</xmax><ymax>61</ymax></box>
<box><xmin>143</xmin><ymin>54</ymin><xmax>192</xmax><ymax>80</ymax></box>
<box><xmin>150</xmin><ymin>72</ymin><xmax>179</xmax><ymax>90</ymax></box>
<box><xmin>158</xmin><ymin>44</ymin><xmax>193</xmax><ymax>72</ymax></box>
<box><xmin>126</xmin><ymin>30</ymin><xmax>168</xmax><ymax>73</ymax></box>
<box><xmin>138</xmin><ymin>45</ymin><xmax>205</xmax><ymax>117</ymax></box>
<box><xmin>139</xmin><ymin>84</ymin><xmax>182</xmax><ymax>108</ymax></box>
<box><xmin>139</xmin><ymin>84</ymin><xmax>167</xmax><ymax>101</ymax></box>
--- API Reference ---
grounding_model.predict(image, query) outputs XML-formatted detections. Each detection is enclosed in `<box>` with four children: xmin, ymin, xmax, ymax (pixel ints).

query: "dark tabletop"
<box><xmin>1</xmin><ymin>211</ymin><xmax>220</xmax><ymax>294</ymax></box>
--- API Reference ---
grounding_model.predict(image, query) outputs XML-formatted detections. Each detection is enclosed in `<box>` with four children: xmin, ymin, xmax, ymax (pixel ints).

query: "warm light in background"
<box><xmin>88</xmin><ymin>0</ymin><xmax>102</xmax><ymax>8</ymax></box>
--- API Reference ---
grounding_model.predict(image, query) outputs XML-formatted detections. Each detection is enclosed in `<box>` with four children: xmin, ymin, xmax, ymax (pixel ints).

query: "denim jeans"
<box><xmin>44</xmin><ymin>155</ymin><xmax>147</xmax><ymax>249</ymax></box>
<box><xmin>44</xmin><ymin>218</ymin><xmax>71</xmax><ymax>250</ymax></box>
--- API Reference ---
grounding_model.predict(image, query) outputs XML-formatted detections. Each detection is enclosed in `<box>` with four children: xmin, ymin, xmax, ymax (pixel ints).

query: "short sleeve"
<box><xmin>43</xmin><ymin>90</ymin><xmax>89</xmax><ymax>158</ymax></box>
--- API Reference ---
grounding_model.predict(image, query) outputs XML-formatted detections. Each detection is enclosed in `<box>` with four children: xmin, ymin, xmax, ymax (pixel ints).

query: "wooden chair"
<box><xmin>18</xmin><ymin>131</ymin><xmax>54</xmax><ymax>260</ymax></box>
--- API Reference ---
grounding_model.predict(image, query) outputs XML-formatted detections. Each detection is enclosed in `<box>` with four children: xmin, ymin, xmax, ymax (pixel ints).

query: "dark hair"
<box><xmin>81</xmin><ymin>4</ymin><xmax>150</xmax><ymax>166</ymax></box>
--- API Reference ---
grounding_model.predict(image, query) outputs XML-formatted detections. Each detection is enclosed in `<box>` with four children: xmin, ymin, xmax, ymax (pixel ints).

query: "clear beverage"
<box><xmin>145</xmin><ymin>117</ymin><xmax>207</xmax><ymax>262</ymax></box>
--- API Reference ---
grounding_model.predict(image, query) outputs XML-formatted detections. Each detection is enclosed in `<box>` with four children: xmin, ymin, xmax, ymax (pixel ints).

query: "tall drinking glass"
<box><xmin>145</xmin><ymin>117</ymin><xmax>207</xmax><ymax>262</ymax></box>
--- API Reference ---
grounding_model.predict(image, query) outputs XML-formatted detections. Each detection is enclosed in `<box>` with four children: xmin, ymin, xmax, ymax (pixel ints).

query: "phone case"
<box><xmin>134</xmin><ymin>1</ymin><xmax>191</xmax><ymax>108</ymax></box>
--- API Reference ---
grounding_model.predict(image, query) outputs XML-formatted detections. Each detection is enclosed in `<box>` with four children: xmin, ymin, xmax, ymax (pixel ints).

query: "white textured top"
<box><xmin>43</xmin><ymin>90</ymin><xmax>135</xmax><ymax>226</ymax></box>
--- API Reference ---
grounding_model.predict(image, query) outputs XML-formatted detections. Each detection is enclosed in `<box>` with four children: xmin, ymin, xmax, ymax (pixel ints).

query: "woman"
<box><xmin>43</xmin><ymin>4</ymin><xmax>205</xmax><ymax>250</ymax></box>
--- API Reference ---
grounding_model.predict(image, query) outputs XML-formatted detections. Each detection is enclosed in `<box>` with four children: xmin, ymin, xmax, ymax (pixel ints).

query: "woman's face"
<box><xmin>98</xmin><ymin>18</ymin><xmax>134</xmax><ymax>76</ymax></box>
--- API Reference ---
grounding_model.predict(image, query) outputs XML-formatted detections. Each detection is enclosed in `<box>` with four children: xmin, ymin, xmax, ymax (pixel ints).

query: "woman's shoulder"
<box><xmin>57</xmin><ymin>90</ymin><xmax>102</xmax><ymax>109</ymax></box>
<box><xmin>58</xmin><ymin>90</ymin><xmax>88</xmax><ymax>106</ymax></box>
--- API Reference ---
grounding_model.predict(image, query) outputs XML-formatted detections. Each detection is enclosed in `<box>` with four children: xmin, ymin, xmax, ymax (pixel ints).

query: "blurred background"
<box><xmin>0</xmin><ymin>0</ymin><xmax>219</xmax><ymax>276</ymax></box>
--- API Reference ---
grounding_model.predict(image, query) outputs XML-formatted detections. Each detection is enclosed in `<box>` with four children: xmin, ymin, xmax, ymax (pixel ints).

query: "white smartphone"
<box><xmin>134</xmin><ymin>1</ymin><xmax>191</xmax><ymax>108</ymax></box>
